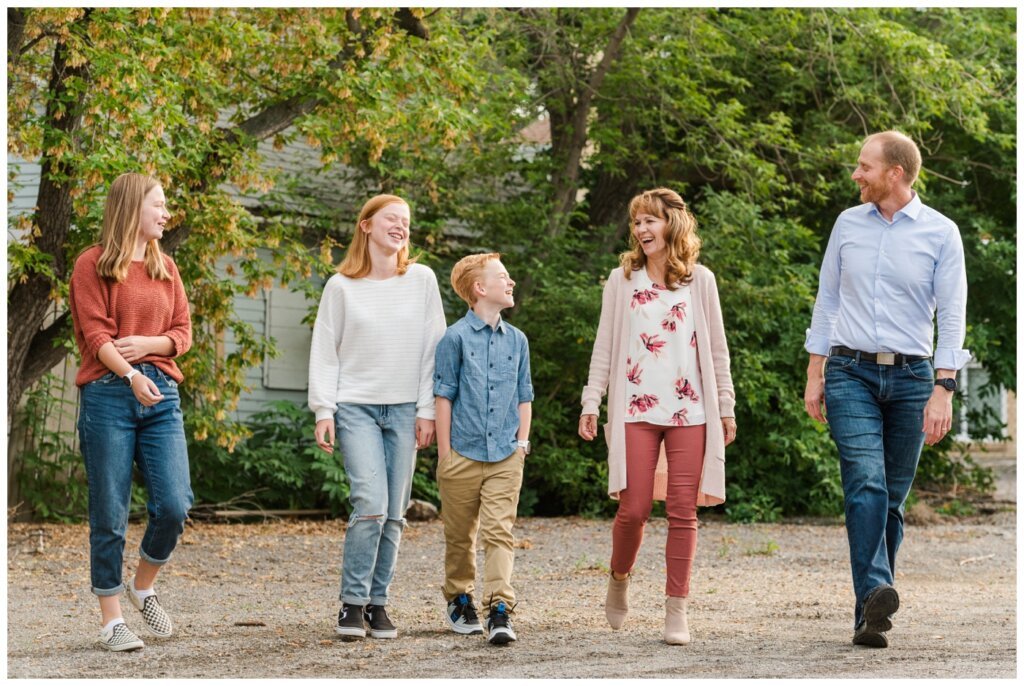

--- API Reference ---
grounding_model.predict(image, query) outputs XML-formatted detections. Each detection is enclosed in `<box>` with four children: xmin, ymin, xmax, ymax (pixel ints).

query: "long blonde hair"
<box><xmin>337</xmin><ymin>194</ymin><xmax>416</xmax><ymax>278</ymax></box>
<box><xmin>620</xmin><ymin>187</ymin><xmax>701</xmax><ymax>289</ymax></box>
<box><xmin>95</xmin><ymin>173</ymin><xmax>172</xmax><ymax>282</ymax></box>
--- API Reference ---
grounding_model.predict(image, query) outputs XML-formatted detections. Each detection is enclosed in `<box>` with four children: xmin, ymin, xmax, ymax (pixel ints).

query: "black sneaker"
<box><xmin>862</xmin><ymin>585</ymin><xmax>899</xmax><ymax>632</ymax></box>
<box><xmin>852</xmin><ymin>620</ymin><xmax>888</xmax><ymax>648</ymax></box>
<box><xmin>445</xmin><ymin>593</ymin><xmax>484</xmax><ymax>635</ymax></box>
<box><xmin>336</xmin><ymin>603</ymin><xmax>366</xmax><ymax>639</ymax></box>
<box><xmin>363</xmin><ymin>604</ymin><xmax>398</xmax><ymax>639</ymax></box>
<box><xmin>852</xmin><ymin>585</ymin><xmax>899</xmax><ymax>648</ymax></box>
<box><xmin>486</xmin><ymin>601</ymin><xmax>517</xmax><ymax>645</ymax></box>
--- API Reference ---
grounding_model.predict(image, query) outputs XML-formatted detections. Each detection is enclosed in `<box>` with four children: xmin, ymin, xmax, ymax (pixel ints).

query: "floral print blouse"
<box><xmin>624</xmin><ymin>267</ymin><xmax>706</xmax><ymax>427</ymax></box>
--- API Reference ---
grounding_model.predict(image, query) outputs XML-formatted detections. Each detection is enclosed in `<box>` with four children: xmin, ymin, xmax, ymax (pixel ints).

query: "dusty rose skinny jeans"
<box><xmin>611</xmin><ymin>421</ymin><xmax>706</xmax><ymax>597</ymax></box>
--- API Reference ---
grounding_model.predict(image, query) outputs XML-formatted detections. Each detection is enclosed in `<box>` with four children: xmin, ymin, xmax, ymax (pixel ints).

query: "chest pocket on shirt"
<box><xmin>464</xmin><ymin>349</ymin><xmax>489</xmax><ymax>382</ymax></box>
<box><xmin>499</xmin><ymin>350</ymin><xmax>517</xmax><ymax>380</ymax></box>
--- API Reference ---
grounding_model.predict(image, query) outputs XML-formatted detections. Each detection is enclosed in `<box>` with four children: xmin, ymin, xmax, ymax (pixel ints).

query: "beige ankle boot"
<box><xmin>604</xmin><ymin>573</ymin><xmax>630</xmax><ymax>630</ymax></box>
<box><xmin>664</xmin><ymin>596</ymin><xmax>690</xmax><ymax>645</ymax></box>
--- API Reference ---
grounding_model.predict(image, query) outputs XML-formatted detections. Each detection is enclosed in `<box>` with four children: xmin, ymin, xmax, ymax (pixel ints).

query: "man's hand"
<box><xmin>804</xmin><ymin>354</ymin><xmax>828</xmax><ymax>423</ymax></box>
<box><xmin>923</xmin><ymin>385</ymin><xmax>954</xmax><ymax>445</ymax></box>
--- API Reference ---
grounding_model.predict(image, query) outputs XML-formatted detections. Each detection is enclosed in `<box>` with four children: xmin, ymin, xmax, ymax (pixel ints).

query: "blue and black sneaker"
<box><xmin>486</xmin><ymin>601</ymin><xmax>517</xmax><ymax>645</ymax></box>
<box><xmin>445</xmin><ymin>593</ymin><xmax>484</xmax><ymax>635</ymax></box>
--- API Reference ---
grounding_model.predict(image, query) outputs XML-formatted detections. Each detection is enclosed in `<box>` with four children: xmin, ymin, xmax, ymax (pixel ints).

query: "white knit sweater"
<box><xmin>307</xmin><ymin>263</ymin><xmax>446</xmax><ymax>422</ymax></box>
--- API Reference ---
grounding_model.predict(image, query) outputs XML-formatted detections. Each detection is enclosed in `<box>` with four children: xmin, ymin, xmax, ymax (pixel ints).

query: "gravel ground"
<box><xmin>6</xmin><ymin>507</ymin><xmax>1016</xmax><ymax>679</ymax></box>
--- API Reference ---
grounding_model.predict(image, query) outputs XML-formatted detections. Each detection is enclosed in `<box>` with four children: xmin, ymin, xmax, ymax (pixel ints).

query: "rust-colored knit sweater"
<box><xmin>69</xmin><ymin>245</ymin><xmax>192</xmax><ymax>387</ymax></box>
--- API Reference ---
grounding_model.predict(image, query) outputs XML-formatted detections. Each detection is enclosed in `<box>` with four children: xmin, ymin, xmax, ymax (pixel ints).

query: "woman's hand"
<box><xmin>416</xmin><ymin>418</ymin><xmax>435</xmax><ymax>449</ymax></box>
<box><xmin>130</xmin><ymin>374</ymin><xmax>164</xmax><ymax>407</ymax></box>
<box><xmin>578</xmin><ymin>414</ymin><xmax>598</xmax><ymax>441</ymax></box>
<box><xmin>113</xmin><ymin>336</ymin><xmax>155</xmax><ymax>363</ymax></box>
<box><xmin>314</xmin><ymin>418</ymin><xmax>335</xmax><ymax>454</ymax></box>
<box><xmin>722</xmin><ymin>417</ymin><xmax>737</xmax><ymax>446</ymax></box>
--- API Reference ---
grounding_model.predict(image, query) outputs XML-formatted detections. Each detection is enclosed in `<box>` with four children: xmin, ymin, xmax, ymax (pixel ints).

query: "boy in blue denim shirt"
<box><xmin>434</xmin><ymin>253</ymin><xmax>533</xmax><ymax>645</ymax></box>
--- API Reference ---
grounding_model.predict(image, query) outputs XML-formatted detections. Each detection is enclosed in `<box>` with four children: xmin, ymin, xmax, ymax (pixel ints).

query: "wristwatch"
<box><xmin>517</xmin><ymin>440</ymin><xmax>531</xmax><ymax>455</ymax></box>
<box><xmin>122</xmin><ymin>369</ymin><xmax>140</xmax><ymax>387</ymax></box>
<box><xmin>935</xmin><ymin>378</ymin><xmax>958</xmax><ymax>393</ymax></box>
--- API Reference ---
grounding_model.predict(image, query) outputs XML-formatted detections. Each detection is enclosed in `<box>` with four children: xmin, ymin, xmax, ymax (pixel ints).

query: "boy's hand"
<box><xmin>578</xmin><ymin>414</ymin><xmax>598</xmax><ymax>441</ymax></box>
<box><xmin>416</xmin><ymin>418</ymin><xmax>435</xmax><ymax>449</ymax></box>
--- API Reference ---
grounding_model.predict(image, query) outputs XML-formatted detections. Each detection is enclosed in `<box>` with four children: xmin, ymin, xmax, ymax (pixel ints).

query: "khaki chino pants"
<box><xmin>437</xmin><ymin>447</ymin><xmax>525</xmax><ymax>608</ymax></box>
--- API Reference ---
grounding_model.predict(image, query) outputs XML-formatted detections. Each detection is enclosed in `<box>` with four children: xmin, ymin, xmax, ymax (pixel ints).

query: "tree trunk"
<box><xmin>8</xmin><ymin>11</ymin><xmax>92</xmax><ymax>423</ymax></box>
<box><xmin>7</xmin><ymin>8</ymin><xmax>28</xmax><ymax>84</ymax></box>
<box><xmin>545</xmin><ymin>8</ymin><xmax>640</xmax><ymax>238</ymax></box>
<box><xmin>8</xmin><ymin>9</ymin><xmax>432</xmax><ymax>421</ymax></box>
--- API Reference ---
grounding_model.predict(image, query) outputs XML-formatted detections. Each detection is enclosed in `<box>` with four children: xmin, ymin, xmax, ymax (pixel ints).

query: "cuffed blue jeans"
<box><xmin>824</xmin><ymin>354</ymin><xmax>933</xmax><ymax>628</ymax></box>
<box><xmin>78</xmin><ymin>364</ymin><xmax>193</xmax><ymax>596</ymax></box>
<box><xmin>334</xmin><ymin>402</ymin><xmax>417</xmax><ymax>607</ymax></box>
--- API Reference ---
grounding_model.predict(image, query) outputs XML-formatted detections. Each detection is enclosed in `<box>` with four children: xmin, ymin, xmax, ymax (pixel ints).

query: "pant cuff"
<box><xmin>93</xmin><ymin>583</ymin><xmax>126</xmax><ymax>597</ymax></box>
<box><xmin>340</xmin><ymin>594</ymin><xmax>370</xmax><ymax>606</ymax></box>
<box><xmin>485</xmin><ymin>595</ymin><xmax>516</xmax><ymax>610</ymax></box>
<box><xmin>369</xmin><ymin>596</ymin><xmax>388</xmax><ymax>607</ymax></box>
<box><xmin>139</xmin><ymin>548</ymin><xmax>171</xmax><ymax>566</ymax></box>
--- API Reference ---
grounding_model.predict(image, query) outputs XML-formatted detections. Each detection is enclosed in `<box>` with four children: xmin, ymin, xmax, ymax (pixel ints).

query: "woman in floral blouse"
<box><xmin>579</xmin><ymin>187</ymin><xmax>737</xmax><ymax>645</ymax></box>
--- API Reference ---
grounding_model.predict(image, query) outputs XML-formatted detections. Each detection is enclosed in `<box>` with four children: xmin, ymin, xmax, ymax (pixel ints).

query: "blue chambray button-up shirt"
<box><xmin>434</xmin><ymin>309</ymin><xmax>534</xmax><ymax>462</ymax></box>
<box><xmin>805</xmin><ymin>193</ymin><xmax>971</xmax><ymax>370</ymax></box>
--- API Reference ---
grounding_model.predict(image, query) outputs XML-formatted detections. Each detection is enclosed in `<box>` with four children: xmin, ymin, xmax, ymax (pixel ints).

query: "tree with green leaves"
<box><xmin>457</xmin><ymin>7</ymin><xmax>1014</xmax><ymax>518</ymax></box>
<box><xmin>7</xmin><ymin>7</ymin><xmax>495</xmax><ymax>451</ymax></box>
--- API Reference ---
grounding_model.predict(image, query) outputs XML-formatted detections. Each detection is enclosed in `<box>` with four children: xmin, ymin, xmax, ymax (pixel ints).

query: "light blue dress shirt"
<box><xmin>805</xmin><ymin>193</ymin><xmax>971</xmax><ymax>370</ymax></box>
<box><xmin>434</xmin><ymin>309</ymin><xmax>534</xmax><ymax>462</ymax></box>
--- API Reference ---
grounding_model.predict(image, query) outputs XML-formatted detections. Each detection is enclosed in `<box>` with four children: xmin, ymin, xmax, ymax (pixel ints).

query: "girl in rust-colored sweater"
<box><xmin>68</xmin><ymin>173</ymin><xmax>192</xmax><ymax>652</ymax></box>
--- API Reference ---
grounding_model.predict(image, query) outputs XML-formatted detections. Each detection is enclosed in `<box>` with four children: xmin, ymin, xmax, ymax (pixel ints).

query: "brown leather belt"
<box><xmin>829</xmin><ymin>346</ymin><xmax>929</xmax><ymax>366</ymax></box>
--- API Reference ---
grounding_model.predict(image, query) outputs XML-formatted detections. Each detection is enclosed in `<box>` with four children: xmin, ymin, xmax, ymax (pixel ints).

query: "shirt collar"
<box><xmin>894</xmin><ymin>191</ymin><xmax>922</xmax><ymax>221</ymax></box>
<box><xmin>464</xmin><ymin>308</ymin><xmax>506</xmax><ymax>333</ymax></box>
<box><xmin>869</xmin><ymin>191</ymin><xmax>922</xmax><ymax>222</ymax></box>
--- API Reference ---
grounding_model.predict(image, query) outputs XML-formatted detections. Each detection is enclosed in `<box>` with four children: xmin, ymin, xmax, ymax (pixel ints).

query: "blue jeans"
<box><xmin>824</xmin><ymin>354</ymin><xmax>933</xmax><ymax>628</ymax></box>
<box><xmin>334</xmin><ymin>402</ymin><xmax>417</xmax><ymax>606</ymax></box>
<box><xmin>77</xmin><ymin>364</ymin><xmax>193</xmax><ymax>596</ymax></box>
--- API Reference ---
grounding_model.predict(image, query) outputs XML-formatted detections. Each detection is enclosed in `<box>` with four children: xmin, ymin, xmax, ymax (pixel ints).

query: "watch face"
<box><xmin>937</xmin><ymin>378</ymin><xmax>957</xmax><ymax>392</ymax></box>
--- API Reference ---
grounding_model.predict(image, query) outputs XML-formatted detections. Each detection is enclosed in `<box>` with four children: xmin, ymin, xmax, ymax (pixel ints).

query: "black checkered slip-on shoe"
<box><xmin>127</xmin><ymin>587</ymin><xmax>173</xmax><ymax>638</ymax></box>
<box><xmin>97</xmin><ymin>622</ymin><xmax>145</xmax><ymax>652</ymax></box>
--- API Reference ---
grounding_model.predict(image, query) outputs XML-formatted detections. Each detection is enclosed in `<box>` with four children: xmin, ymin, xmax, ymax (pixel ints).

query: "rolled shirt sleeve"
<box><xmin>517</xmin><ymin>333</ymin><xmax>535</xmax><ymax>403</ymax></box>
<box><xmin>932</xmin><ymin>224</ymin><xmax>971</xmax><ymax>370</ymax></box>
<box><xmin>433</xmin><ymin>331</ymin><xmax>461</xmax><ymax>402</ymax></box>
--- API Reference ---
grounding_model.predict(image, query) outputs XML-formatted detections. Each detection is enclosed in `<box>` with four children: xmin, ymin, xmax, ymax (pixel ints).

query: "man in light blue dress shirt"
<box><xmin>804</xmin><ymin>131</ymin><xmax>970</xmax><ymax>649</ymax></box>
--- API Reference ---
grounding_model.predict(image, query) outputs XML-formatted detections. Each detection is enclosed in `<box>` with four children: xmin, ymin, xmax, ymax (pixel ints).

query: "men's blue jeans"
<box><xmin>334</xmin><ymin>402</ymin><xmax>417</xmax><ymax>606</ymax></box>
<box><xmin>78</xmin><ymin>364</ymin><xmax>193</xmax><ymax>596</ymax></box>
<box><xmin>824</xmin><ymin>354</ymin><xmax>933</xmax><ymax>628</ymax></box>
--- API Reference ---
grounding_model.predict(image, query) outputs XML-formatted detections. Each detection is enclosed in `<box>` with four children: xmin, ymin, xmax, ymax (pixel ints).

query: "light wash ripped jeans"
<box><xmin>334</xmin><ymin>402</ymin><xmax>417</xmax><ymax>606</ymax></box>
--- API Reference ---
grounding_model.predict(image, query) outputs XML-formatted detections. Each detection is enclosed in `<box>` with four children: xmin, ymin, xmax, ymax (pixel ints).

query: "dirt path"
<box><xmin>7</xmin><ymin>508</ymin><xmax>1015</xmax><ymax>679</ymax></box>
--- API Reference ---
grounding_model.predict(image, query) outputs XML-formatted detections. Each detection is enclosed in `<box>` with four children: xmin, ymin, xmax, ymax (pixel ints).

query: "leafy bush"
<box><xmin>13</xmin><ymin>374</ymin><xmax>89</xmax><ymax>522</ymax></box>
<box><xmin>188</xmin><ymin>400</ymin><xmax>442</xmax><ymax>515</ymax></box>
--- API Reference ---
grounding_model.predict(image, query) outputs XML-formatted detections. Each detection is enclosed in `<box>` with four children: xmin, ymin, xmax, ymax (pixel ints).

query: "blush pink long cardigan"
<box><xmin>581</xmin><ymin>265</ymin><xmax>735</xmax><ymax>505</ymax></box>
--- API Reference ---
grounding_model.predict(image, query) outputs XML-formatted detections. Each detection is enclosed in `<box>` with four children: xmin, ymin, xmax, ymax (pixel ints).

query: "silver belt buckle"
<box><xmin>875</xmin><ymin>352</ymin><xmax>895</xmax><ymax>365</ymax></box>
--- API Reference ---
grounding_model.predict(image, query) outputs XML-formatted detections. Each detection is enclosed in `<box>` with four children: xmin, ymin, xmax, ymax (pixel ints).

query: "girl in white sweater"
<box><xmin>308</xmin><ymin>194</ymin><xmax>446</xmax><ymax>640</ymax></box>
